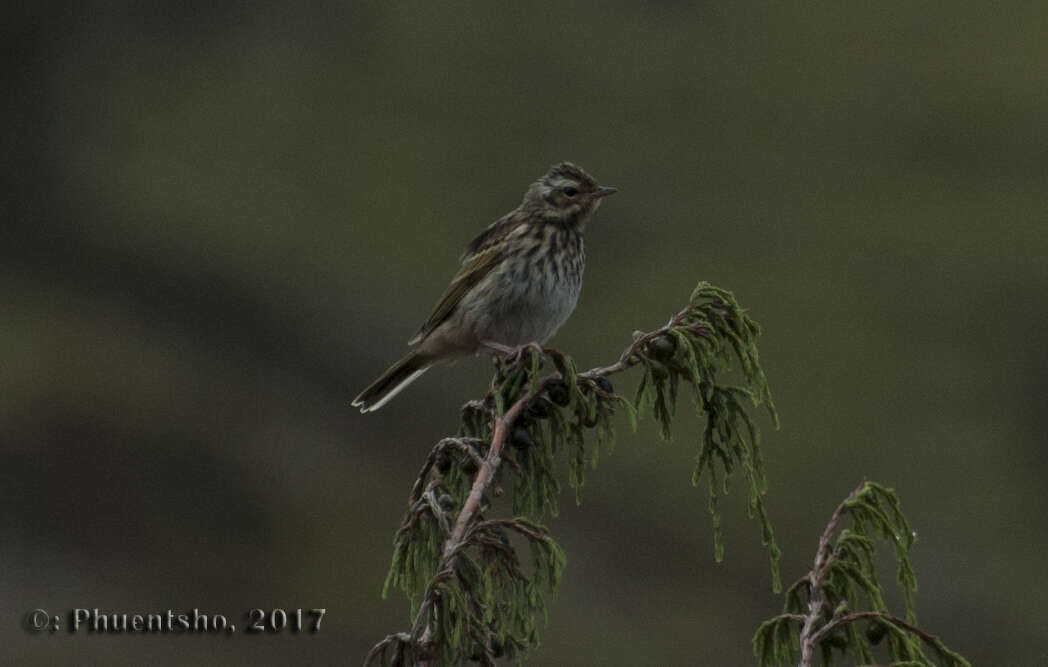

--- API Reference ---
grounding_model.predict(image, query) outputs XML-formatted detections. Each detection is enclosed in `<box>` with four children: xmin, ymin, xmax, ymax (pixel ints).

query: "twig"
<box><xmin>811</xmin><ymin>611</ymin><xmax>945</xmax><ymax>649</ymax></box>
<box><xmin>797</xmin><ymin>481</ymin><xmax>868</xmax><ymax>667</ymax></box>
<box><xmin>409</xmin><ymin>437</ymin><xmax>486</xmax><ymax>504</ymax></box>
<box><xmin>364</xmin><ymin>632</ymin><xmax>411</xmax><ymax>667</ymax></box>
<box><xmin>579</xmin><ymin>306</ymin><xmax>692</xmax><ymax>379</ymax></box>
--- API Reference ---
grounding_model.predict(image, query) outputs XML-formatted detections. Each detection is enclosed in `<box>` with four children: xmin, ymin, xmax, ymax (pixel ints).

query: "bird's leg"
<box><xmin>481</xmin><ymin>340</ymin><xmax>517</xmax><ymax>356</ymax></box>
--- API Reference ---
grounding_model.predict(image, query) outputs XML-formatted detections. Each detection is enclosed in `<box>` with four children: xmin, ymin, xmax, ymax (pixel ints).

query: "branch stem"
<box><xmin>407</xmin><ymin>392</ymin><xmax>533</xmax><ymax>665</ymax></box>
<box><xmin>443</xmin><ymin>396</ymin><xmax>529</xmax><ymax>559</ymax></box>
<box><xmin>798</xmin><ymin>481</ymin><xmax>867</xmax><ymax>667</ymax></box>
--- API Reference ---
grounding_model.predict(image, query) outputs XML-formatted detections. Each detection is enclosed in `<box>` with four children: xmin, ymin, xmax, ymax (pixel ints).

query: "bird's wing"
<box><xmin>408</xmin><ymin>216</ymin><xmax>520</xmax><ymax>346</ymax></box>
<box><xmin>460</xmin><ymin>212</ymin><xmax>519</xmax><ymax>262</ymax></box>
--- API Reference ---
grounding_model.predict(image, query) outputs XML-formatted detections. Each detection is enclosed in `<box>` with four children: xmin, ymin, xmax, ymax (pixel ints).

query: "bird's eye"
<box><xmin>563</xmin><ymin>186</ymin><xmax>578</xmax><ymax>197</ymax></box>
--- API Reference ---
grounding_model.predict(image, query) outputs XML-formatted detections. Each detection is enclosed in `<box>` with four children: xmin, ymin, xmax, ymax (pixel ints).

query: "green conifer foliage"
<box><xmin>367</xmin><ymin>284</ymin><xmax>968</xmax><ymax>666</ymax></box>
<box><xmin>368</xmin><ymin>282</ymin><xmax>780</xmax><ymax>665</ymax></box>
<box><xmin>753</xmin><ymin>481</ymin><xmax>971</xmax><ymax>667</ymax></box>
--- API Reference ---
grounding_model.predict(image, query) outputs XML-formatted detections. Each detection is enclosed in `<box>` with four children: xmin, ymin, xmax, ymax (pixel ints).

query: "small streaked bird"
<box><xmin>352</xmin><ymin>162</ymin><xmax>617</xmax><ymax>413</ymax></box>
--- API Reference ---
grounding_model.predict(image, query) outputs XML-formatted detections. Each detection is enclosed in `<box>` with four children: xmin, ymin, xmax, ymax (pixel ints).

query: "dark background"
<box><xmin>5</xmin><ymin>2</ymin><xmax>1047</xmax><ymax>665</ymax></box>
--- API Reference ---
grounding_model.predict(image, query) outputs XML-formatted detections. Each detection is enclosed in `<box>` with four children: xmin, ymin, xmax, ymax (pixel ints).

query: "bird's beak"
<box><xmin>593</xmin><ymin>185</ymin><xmax>618</xmax><ymax>198</ymax></box>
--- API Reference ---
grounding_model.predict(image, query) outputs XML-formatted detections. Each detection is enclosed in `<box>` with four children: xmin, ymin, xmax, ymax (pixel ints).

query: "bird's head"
<box><xmin>523</xmin><ymin>162</ymin><xmax>617</xmax><ymax>226</ymax></box>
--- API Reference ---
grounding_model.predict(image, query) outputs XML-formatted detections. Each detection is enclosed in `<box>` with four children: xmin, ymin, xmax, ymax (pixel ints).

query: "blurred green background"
<box><xmin>5</xmin><ymin>2</ymin><xmax>1047</xmax><ymax>665</ymax></box>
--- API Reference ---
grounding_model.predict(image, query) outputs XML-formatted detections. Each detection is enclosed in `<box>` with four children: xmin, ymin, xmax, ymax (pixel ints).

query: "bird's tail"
<box><xmin>352</xmin><ymin>352</ymin><xmax>431</xmax><ymax>413</ymax></box>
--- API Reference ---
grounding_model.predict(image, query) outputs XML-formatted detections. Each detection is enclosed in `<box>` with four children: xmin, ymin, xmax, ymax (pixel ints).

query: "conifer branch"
<box><xmin>442</xmin><ymin>393</ymin><xmax>532</xmax><ymax>561</ymax></box>
<box><xmin>368</xmin><ymin>282</ymin><xmax>780</xmax><ymax>666</ymax></box>
<box><xmin>798</xmin><ymin>481</ymin><xmax>867</xmax><ymax>666</ymax></box>
<box><xmin>365</xmin><ymin>283</ymin><xmax>972</xmax><ymax>666</ymax></box>
<box><xmin>753</xmin><ymin>481</ymin><xmax>970</xmax><ymax>667</ymax></box>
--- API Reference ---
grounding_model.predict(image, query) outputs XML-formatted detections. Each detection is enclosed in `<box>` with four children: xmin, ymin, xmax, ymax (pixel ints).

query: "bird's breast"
<box><xmin>468</xmin><ymin>227</ymin><xmax>585</xmax><ymax>346</ymax></box>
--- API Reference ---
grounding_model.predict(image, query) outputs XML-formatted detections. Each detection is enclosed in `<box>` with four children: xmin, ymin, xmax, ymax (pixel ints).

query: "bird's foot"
<box><xmin>483</xmin><ymin>340</ymin><xmax>545</xmax><ymax>366</ymax></box>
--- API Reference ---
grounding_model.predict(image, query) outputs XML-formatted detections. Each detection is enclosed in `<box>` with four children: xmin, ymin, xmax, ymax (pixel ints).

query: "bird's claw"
<box><xmin>483</xmin><ymin>340</ymin><xmax>545</xmax><ymax>365</ymax></box>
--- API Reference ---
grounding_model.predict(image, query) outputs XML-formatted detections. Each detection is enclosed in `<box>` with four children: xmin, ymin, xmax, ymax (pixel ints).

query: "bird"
<box><xmin>352</xmin><ymin>162</ymin><xmax>617</xmax><ymax>413</ymax></box>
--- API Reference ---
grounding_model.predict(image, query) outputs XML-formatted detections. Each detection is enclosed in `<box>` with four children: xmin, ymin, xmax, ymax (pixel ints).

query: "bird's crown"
<box><xmin>542</xmin><ymin>162</ymin><xmax>597</xmax><ymax>189</ymax></box>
